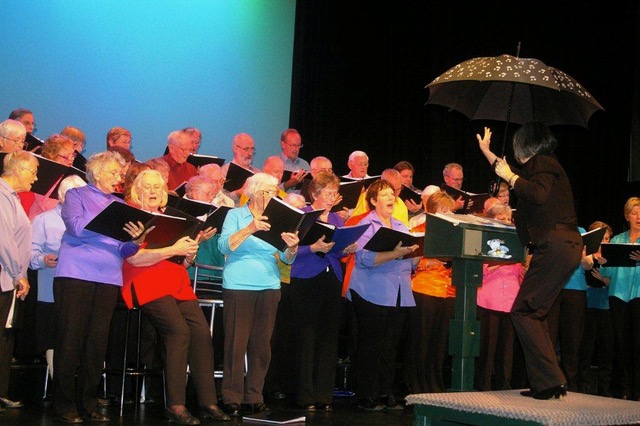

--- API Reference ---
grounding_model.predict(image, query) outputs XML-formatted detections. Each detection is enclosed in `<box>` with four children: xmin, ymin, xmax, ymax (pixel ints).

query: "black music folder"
<box><xmin>30</xmin><ymin>154</ymin><xmax>87</xmax><ymax>199</ymax></box>
<box><xmin>340</xmin><ymin>175</ymin><xmax>381</xmax><ymax>189</ymax></box>
<box><xmin>300</xmin><ymin>222</ymin><xmax>370</xmax><ymax>255</ymax></box>
<box><xmin>363</xmin><ymin>226</ymin><xmax>423</xmax><ymax>258</ymax></box>
<box><xmin>203</xmin><ymin>205</ymin><xmax>233</xmax><ymax>233</ymax></box>
<box><xmin>253</xmin><ymin>197</ymin><xmax>323</xmax><ymax>251</ymax></box>
<box><xmin>166</xmin><ymin>194</ymin><xmax>213</xmax><ymax>218</ymax></box>
<box><xmin>399</xmin><ymin>185</ymin><xmax>423</xmax><ymax>205</ymax></box>
<box><xmin>441</xmin><ymin>184</ymin><xmax>490</xmax><ymax>214</ymax></box>
<box><xmin>600</xmin><ymin>243</ymin><xmax>640</xmax><ymax>267</ymax></box>
<box><xmin>582</xmin><ymin>226</ymin><xmax>607</xmax><ymax>255</ymax></box>
<box><xmin>187</xmin><ymin>153</ymin><xmax>225</xmax><ymax>168</ymax></box>
<box><xmin>281</xmin><ymin>169</ymin><xmax>311</xmax><ymax>191</ymax></box>
<box><xmin>223</xmin><ymin>162</ymin><xmax>255</xmax><ymax>192</ymax></box>
<box><xmin>331</xmin><ymin>180</ymin><xmax>364</xmax><ymax>212</ymax></box>
<box><xmin>84</xmin><ymin>201</ymin><xmax>156</xmax><ymax>242</ymax></box>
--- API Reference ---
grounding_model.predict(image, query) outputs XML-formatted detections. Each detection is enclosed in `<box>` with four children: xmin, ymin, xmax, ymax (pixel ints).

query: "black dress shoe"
<box><xmin>521</xmin><ymin>384</ymin><xmax>567</xmax><ymax>400</ymax></box>
<box><xmin>357</xmin><ymin>397</ymin><xmax>383</xmax><ymax>411</ymax></box>
<box><xmin>222</xmin><ymin>403</ymin><xmax>242</xmax><ymax>417</ymax></box>
<box><xmin>242</xmin><ymin>402</ymin><xmax>268</xmax><ymax>414</ymax></box>
<box><xmin>165</xmin><ymin>408</ymin><xmax>200</xmax><ymax>425</ymax></box>
<box><xmin>0</xmin><ymin>396</ymin><xmax>24</xmax><ymax>408</ymax></box>
<box><xmin>293</xmin><ymin>402</ymin><xmax>316</xmax><ymax>411</ymax></box>
<box><xmin>96</xmin><ymin>397</ymin><xmax>111</xmax><ymax>407</ymax></box>
<box><xmin>316</xmin><ymin>402</ymin><xmax>333</xmax><ymax>411</ymax></box>
<box><xmin>268</xmin><ymin>390</ymin><xmax>287</xmax><ymax>400</ymax></box>
<box><xmin>83</xmin><ymin>411</ymin><xmax>110</xmax><ymax>422</ymax></box>
<box><xmin>57</xmin><ymin>411</ymin><xmax>84</xmax><ymax>423</ymax></box>
<box><xmin>201</xmin><ymin>405</ymin><xmax>231</xmax><ymax>421</ymax></box>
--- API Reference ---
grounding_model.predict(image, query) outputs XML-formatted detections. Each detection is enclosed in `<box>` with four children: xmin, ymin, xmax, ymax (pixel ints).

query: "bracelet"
<box><xmin>508</xmin><ymin>174</ymin><xmax>518</xmax><ymax>187</ymax></box>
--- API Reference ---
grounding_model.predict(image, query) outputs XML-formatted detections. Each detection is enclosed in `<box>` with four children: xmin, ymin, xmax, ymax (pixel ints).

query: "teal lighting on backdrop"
<box><xmin>0</xmin><ymin>1</ymin><xmax>295</xmax><ymax>165</ymax></box>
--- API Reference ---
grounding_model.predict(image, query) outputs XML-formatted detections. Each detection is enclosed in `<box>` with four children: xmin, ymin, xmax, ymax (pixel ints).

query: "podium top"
<box><xmin>424</xmin><ymin>213</ymin><xmax>524</xmax><ymax>263</ymax></box>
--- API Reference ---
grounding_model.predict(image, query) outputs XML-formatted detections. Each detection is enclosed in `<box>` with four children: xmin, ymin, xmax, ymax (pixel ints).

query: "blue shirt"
<box><xmin>291</xmin><ymin>209</ymin><xmax>345</xmax><ymax>281</ymax></box>
<box><xmin>280</xmin><ymin>153</ymin><xmax>310</xmax><ymax>172</ymax></box>
<box><xmin>218</xmin><ymin>205</ymin><xmax>292</xmax><ymax>291</ymax></box>
<box><xmin>564</xmin><ymin>227</ymin><xmax>588</xmax><ymax>291</ymax></box>
<box><xmin>55</xmin><ymin>184</ymin><xmax>140</xmax><ymax>286</ymax></box>
<box><xmin>348</xmin><ymin>210</ymin><xmax>416</xmax><ymax>307</ymax></box>
<box><xmin>600</xmin><ymin>230</ymin><xmax>640</xmax><ymax>302</ymax></box>
<box><xmin>30</xmin><ymin>204</ymin><xmax>64</xmax><ymax>303</ymax></box>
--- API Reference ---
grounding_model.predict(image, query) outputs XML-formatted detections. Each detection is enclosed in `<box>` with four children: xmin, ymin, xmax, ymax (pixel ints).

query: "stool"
<box><xmin>193</xmin><ymin>263</ymin><xmax>247</xmax><ymax>376</ymax></box>
<box><xmin>103</xmin><ymin>304</ymin><xmax>165</xmax><ymax>416</ymax></box>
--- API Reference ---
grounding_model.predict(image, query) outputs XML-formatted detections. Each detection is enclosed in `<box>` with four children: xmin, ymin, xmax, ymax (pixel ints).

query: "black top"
<box><xmin>512</xmin><ymin>153</ymin><xmax>578</xmax><ymax>246</ymax></box>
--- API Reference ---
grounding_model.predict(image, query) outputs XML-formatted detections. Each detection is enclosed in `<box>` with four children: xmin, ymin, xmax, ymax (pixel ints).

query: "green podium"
<box><xmin>423</xmin><ymin>213</ymin><xmax>525</xmax><ymax>391</ymax></box>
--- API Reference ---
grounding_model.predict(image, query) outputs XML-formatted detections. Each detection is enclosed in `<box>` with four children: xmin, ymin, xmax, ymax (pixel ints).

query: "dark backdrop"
<box><xmin>289</xmin><ymin>1</ymin><xmax>639</xmax><ymax>232</ymax></box>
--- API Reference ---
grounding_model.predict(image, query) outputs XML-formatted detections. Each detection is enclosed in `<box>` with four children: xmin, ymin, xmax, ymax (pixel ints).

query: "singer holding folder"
<box><xmin>121</xmin><ymin>170</ymin><xmax>229</xmax><ymax>423</ymax></box>
<box><xmin>217</xmin><ymin>173</ymin><xmax>299</xmax><ymax>417</ymax></box>
<box><xmin>347</xmin><ymin>179</ymin><xmax>419</xmax><ymax>411</ymax></box>
<box><xmin>289</xmin><ymin>172</ymin><xmax>358</xmax><ymax>411</ymax></box>
<box><xmin>52</xmin><ymin>151</ymin><xmax>148</xmax><ymax>424</ymax></box>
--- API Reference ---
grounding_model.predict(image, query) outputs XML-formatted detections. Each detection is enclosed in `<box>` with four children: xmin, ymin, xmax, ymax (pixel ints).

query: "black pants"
<box><xmin>577</xmin><ymin>307</ymin><xmax>613</xmax><ymax>396</ymax></box>
<box><xmin>410</xmin><ymin>292</ymin><xmax>455</xmax><ymax>393</ymax></box>
<box><xmin>547</xmin><ymin>288</ymin><xmax>587</xmax><ymax>390</ymax></box>
<box><xmin>609</xmin><ymin>296</ymin><xmax>640</xmax><ymax>399</ymax></box>
<box><xmin>0</xmin><ymin>290</ymin><xmax>14</xmax><ymax>398</ymax></box>
<box><xmin>53</xmin><ymin>278</ymin><xmax>119</xmax><ymax>415</ymax></box>
<box><xmin>140</xmin><ymin>296</ymin><xmax>217</xmax><ymax>407</ymax></box>
<box><xmin>290</xmin><ymin>269</ymin><xmax>342</xmax><ymax>405</ymax></box>
<box><xmin>351</xmin><ymin>291</ymin><xmax>410</xmax><ymax>399</ymax></box>
<box><xmin>264</xmin><ymin>283</ymin><xmax>294</xmax><ymax>396</ymax></box>
<box><xmin>221</xmin><ymin>289</ymin><xmax>280</xmax><ymax>405</ymax></box>
<box><xmin>510</xmin><ymin>229</ymin><xmax>582</xmax><ymax>392</ymax></box>
<box><xmin>475</xmin><ymin>306</ymin><xmax>515</xmax><ymax>391</ymax></box>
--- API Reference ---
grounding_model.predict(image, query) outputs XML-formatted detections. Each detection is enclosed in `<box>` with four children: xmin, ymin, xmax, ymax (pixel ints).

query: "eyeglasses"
<box><xmin>235</xmin><ymin>145</ymin><xmax>256</xmax><ymax>153</ymax></box>
<box><xmin>1</xmin><ymin>135</ymin><xmax>27</xmax><ymax>148</ymax></box>
<box><xmin>57</xmin><ymin>152</ymin><xmax>78</xmax><ymax>161</ymax></box>
<box><xmin>19</xmin><ymin>165</ymin><xmax>37</xmax><ymax>176</ymax></box>
<box><xmin>172</xmin><ymin>145</ymin><xmax>192</xmax><ymax>154</ymax></box>
<box><xmin>448</xmin><ymin>177</ymin><xmax>464</xmax><ymax>183</ymax></box>
<box><xmin>105</xmin><ymin>170</ymin><xmax>125</xmax><ymax>180</ymax></box>
<box><xmin>286</xmin><ymin>143</ymin><xmax>303</xmax><ymax>149</ymax></box>
<box><xmin>320</xmin><ymin>191</ymin><xmax>339</xmax><ymax>199</ymax></box>
<box><xmin>259</xmin><ymin>189</ymin><xmax>278</xmax><ymax>197</ymax></box>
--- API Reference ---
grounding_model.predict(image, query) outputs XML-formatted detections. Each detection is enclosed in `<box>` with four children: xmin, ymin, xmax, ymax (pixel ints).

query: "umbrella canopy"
<box><xmin>426</xmin><ymin>54</ymin><xmax>604</xmax><ymax>128</ymax></box>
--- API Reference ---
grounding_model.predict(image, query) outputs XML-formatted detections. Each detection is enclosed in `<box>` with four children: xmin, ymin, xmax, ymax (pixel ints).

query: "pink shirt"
<box><xmin>477</xmin><ymin>263</ymin><xmax>524</xmax><ymax>312</ymax></box>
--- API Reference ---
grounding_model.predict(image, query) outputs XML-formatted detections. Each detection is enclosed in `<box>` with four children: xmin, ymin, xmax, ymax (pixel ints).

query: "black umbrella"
<box><xmin>426</xmin><ymin>52</ymin><xmax>604</xmax><ymax>194</ymax></box>
<box><xmin>426</xmin><ymin>53</ymin><xmax>604</xmax><ymax>128</ymax></box>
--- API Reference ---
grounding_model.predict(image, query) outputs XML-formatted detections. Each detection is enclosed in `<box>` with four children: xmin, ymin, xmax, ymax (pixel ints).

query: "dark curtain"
<box><xmin>290</xmin><ymin>1</ymin><xmax>638</xmax><ymax>232</ymax></box>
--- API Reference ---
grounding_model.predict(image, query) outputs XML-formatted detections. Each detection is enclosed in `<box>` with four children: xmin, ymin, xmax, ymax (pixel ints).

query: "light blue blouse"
<box><xmin>600</xmin><ymin>230</ymin><xmax>640</xmax><ymax>302</ymax></box>
<box><xmin>30</xmin><ymin>204</ymin><xmax>64</xmax><ymax>303</ymax></box>
<box><xmin>218</xmin><ymin>206</ymin><xmax>292</xmax><ymax>291</ymax></box>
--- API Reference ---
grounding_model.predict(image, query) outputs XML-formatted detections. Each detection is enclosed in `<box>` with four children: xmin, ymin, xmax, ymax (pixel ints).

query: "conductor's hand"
<box><xmin>476</xmin><ymin>127</ymin><xmax>493</xmax><ymax>153</ymax></box>
<box><xmin>494</xmin><ymin>157</ymin><xmax>514</xmax><ymax>181</ymax></box>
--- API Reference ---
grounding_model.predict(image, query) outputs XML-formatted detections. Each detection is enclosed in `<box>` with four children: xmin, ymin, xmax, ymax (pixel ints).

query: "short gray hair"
<box><xmin>244</xmin><ymin>173</ymin><xmax>278</xmax><ymax>199</ymax></box>
<box><xmin>58</xmin><ymin>175</ymin><xmax>87</xmax><ymax>203</ymax></box>
<box><xmin>86</xmin><ymin>151</ymin><xmax>125</xmax><ymax>184</ymax></box>
<box><xmin>2</xmin><ymin>151</ymin><xmax>38</xmax><ymax>177</ymax></box>
<box><xmin>0</xmin><ymin>119</ymin><xmax>27</xmax><ymax>140</ymax></box>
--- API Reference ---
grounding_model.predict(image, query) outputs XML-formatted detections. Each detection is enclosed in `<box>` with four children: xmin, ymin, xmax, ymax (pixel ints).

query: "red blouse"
<box><xmin>121</xmin><ymin>242</ymin><xmax>196</xmax><ymax>309</ymax></box>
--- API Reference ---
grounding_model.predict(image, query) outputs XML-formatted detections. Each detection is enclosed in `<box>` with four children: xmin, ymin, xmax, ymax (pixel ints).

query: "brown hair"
<box><xmin>365</xmin><ymin>179</ymin><xmax>392</xmax><ymax>211</ymax></box>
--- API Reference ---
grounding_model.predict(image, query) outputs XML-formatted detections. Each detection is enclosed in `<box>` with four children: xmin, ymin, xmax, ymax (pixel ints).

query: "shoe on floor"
<box><xmin>201</xmin><ymin>405</ymin><xmax>231</xmax><ymax>421</ymax></box>
<box><xmin>293</xmin><ymin>402</ymin><xmax>316</xmax><ymax>411</ymax></box>
<box><xmin>316</xmin><ymin>402</ymin><xmax>333</xmax><ymax>411</ymax></box>
<box><xmin>382</xmin><ymin>395</ymin><xmax>404</xmax><ymax>410</ymax></box>
<box><xmin>56</xmin><ymin>411</ymin><xmax>84</xmax><ymax>423</ymax></box>
<box><xmin>357</xmin><ymin>397</ymin><xmax>384</xmax><ymax>411</ymax></box>
<box><xmin>242</xmin><ymin>402</ymin><xmax>268</xmax><ymax>414</ymax></box>
<box><xmin>165</xmin><ymin>408</ymin><xmax>200</xmax><ymax>425</ymax></box>
<box><xmin>0</xmin><ymin>397</ymin><xmax>23</xmax><ymax>408</ymax></box>
<box><xmin>222</xmin><ymin>403</ymin><xmax>242</xmax><ymax>417</ymax></box>
<box><xmin>82</xmin><ymin>411</ymin><xmax>110</xmax><ymax>422</ymax></box>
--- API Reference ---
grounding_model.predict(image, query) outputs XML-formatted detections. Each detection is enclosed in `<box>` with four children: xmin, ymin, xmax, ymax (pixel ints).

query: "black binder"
<box><xmin>600</xmin><ymin>243</ymin><xmax>640</xmax><ymax>267</ymax></box>
<box><xmin>253</xmin><ymin>198</ymin><xmax>323</xmax><ymax>251</ymax></box>
<box><xmin>300</xmin><ymin>222</ymin><xmax>370</xmax><ymax>255</ymax></box>
<box><xmin>441</xmin><ymin>184</ymin><xmax>491</xmax><ymax>214</ymax></box>
<box><xmin>166</xmin><ymin>193</ymin><xmax>213</xmax><ymax>218</ymax></box>
<box><xmin>331</xmin><ymin>180</ymin><xmax>364</xmax><ymax>212</ymax></box>
<box><xmin>398</xmin><ymin>185</ymin><xmax>422</xmax><ymax>205</ymax></box>
<box><xmin>582</xmin><ymin>226</ymin><xmax>607</xmax><ymax>255</ymax></box>
<box><xmin>30</xmin><ymin>154</ymin><xmax>87</xmax><ymax>199</ymax></box>
<box><xmin>363</xmin><ymin>226</ymin><xmax>422</xmax><ymax>258</ymax></box>
<box><xmin>187</xmin><ymin>154</ymin><xmax>225</xmax><ymax>168</ymax></box>
<box><xmin>223</xmin><ymin>162</ymin><xmax>255</xmax><ymax>193</ymax></box>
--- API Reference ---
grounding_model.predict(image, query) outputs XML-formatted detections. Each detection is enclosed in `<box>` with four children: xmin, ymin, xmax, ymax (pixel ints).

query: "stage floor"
<box><xmin>407</xmin><ymin>389</ymin><xmax>640</xmax><ymax>426</ymax></box>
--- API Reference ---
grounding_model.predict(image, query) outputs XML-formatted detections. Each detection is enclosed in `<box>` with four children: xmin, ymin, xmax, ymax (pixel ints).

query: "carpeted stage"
<box><xmin>407</xmin><ymin>390</ymin><xmax>640</xmax><ymax>426</ymax></box>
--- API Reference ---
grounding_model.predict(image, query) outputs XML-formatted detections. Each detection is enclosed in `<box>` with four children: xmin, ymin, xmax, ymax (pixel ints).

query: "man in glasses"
<box><xmin>279</xmin><ymin>129</ymin><xmax>309</xmax><ymax>192</ymax></box>
<box><xmin>0</xmin><ymin>120</ymin><xmax>27</xmax><ymax>154</ymax></box>
<box><xmin>163</xmin><ymin>129</ymin><xmax>198</xmax><ymax>190</ymax></box>
<box><xmin>221</xmin><ymin>133</ymin><xmax>261</xmax><ymax>203</ymax></box>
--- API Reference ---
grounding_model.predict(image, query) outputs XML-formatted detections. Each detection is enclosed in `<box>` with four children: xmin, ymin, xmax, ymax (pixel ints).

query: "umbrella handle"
<box><xmin>488</xmin><ymin>178</ymin><xmax>501</xmax><ymax>197</ymax></box>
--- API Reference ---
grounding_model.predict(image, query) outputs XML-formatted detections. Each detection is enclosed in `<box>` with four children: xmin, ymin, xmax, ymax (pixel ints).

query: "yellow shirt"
<box><xmin>350</xmin><ymin>192</ymin><xmax>409</xmax><ymax>227</ymax></box>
